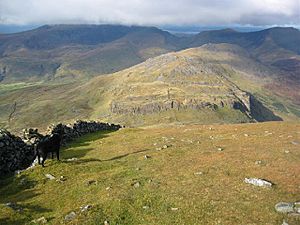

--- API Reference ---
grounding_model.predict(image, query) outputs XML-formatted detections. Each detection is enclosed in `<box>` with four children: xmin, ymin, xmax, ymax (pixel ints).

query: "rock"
<box><xmin>144</xmin><ymin>155</ymin><xmax>150</xmax><ymax>159</ymax></box>
<box><xmin>133</xmin><ymin>182</ymin><xmax>141</xmax><ymax>188</ymax></box>
<box><xmin>284</xmin><ymin>150</ymin><xmax>290</xmax><ymax>154</ymax></box>
<box><xmin>282</xmin><ymin>220</ymin><xmax>289</xmax><ymax>225</ymax></box>
<box><xmin>135</xmin><ymin>167</ymin><xmax>141</xmax><ymax>171</ymax></box>
<box><xmin>156</xmin><ymin>147</ymin><xmax>162</xmax><ymax>151</ymax></box>
<box><xmin>104</xmin><ymin>220</ymin><xmax>110</xmax><ymax>225</ymax></box>
<box><xmin>67</xmin><ymin>158</ymin><xmax>78</xmax><ymax>161</ymax></box>
<box><xmin>32</xmin><ymin>216</ymin><xmax>47</xmax><ymax>224</ymax></box>
<box><xmin>194</xmin><ymin>172</ymin><xmax>203</xmax><ymax>175</ymax></box>
<box><xmin>171</xmin><ymin>207</ymin><xmax>178</xmax><ymax>211</ymax></box>
<box><xmin>244</xmin><ymin>178</ymin><xmax>273</xmax><ymax>188</ymax></box>
<box><xmin>217</xmin><ymin>147</ymin><xmax>224</xmax><ymax>151</ymax></box>
<box><xmin>86</xmin><ymin>180</ymin><xmax>97</xmax><ymax>186</ymax></box>
<box><xmin>163</xmin><ymin>145</ymin><xmax>169</xmax><ymax>149</ymax></box>
<box><xmin>45</xmin><ymin>174</ymin><xmax>55</xmax><ymax>180</ymax></box>
<box><xmin>275</xmin><ymin>202</ymin><xmax>294</xmax><ymax>213</ymax></box>
<box><xmin>143</xmin><ymin>206</ymin><xmax>150</xmax><ymax>210</ymax></box>
<box><xmin>291</xmin><ymin>141</ymin><xmax>299</xmax><ymax>145</ymax></box>
<box><xmin>106</xmin><ymin>186</ymin><xmax>111</xmax><ymax>190</ymax></box>
<box><xmin>294</xmin><ymin>202</ymin><xmax>300</xmax><ymax>213</ymax></box>
<box><xmin>65</xmin><ymin>211</ymin><xmax>76</xmax><ymax>221</ymax></box>
<box><xmin>255</xmin><ymin>160</ymin><xmax>266</xmax><ymax>166</ymax></box>
<box><xmin>4</xmin><ymin>202</ymin><xmax>23</xmax><ymax>212</ymax></box>
<box><xmin>244</xmin><ymin>134</ymin><xmax>249</xmax><ymax>137</ymax></box>
<box><xmin>80</xmin><ymin>204</ymin><xmax>92</xmax><ymax>212</ymax></box>
<box><xmin>57</xmin><ymin>176</ymin><xmax>67</xmax><ymax>182</ymax></box>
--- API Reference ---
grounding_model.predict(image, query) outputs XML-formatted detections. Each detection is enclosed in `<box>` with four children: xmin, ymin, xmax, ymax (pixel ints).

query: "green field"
<box><xmin>1</xmin><ymin>122</ymin><xmax>299</xmax><ymax>224</ymax></box>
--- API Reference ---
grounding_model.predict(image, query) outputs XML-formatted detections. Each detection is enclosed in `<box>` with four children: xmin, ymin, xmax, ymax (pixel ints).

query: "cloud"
<box><xmin>0</xmin><ymin>0</ymin><xmax>299</xmax><ymax>26</ymax></box>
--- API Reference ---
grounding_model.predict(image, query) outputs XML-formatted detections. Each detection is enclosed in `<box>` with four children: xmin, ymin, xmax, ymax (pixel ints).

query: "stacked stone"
<box><xmin>0</xmin><ymin>129</ymin><xmax>34</xmax><ymax>176</ymax></box>
<box><xmin>46</xmin><ymin>120</ymin><xmax>121</xmax><ymax>145</ymax></box>
<box><xmin>0</xmin><ymin>120</ymin><xmax>122</xmax><ymax>176</ymax></box>
<box><xmin>23</xmin><ymin>128</ymin><xmax>44</xmax><ymax>145</ymax></box>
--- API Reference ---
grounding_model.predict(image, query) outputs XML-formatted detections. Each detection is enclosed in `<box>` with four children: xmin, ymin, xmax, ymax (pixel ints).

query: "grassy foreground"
<box><xmin>0</xmin><ymin>122</ymin><xmax>300</xmax><ymax>224</ymax></box>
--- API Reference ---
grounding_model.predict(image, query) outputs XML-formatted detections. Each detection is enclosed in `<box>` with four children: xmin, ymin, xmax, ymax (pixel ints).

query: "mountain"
<box><xmin>1</xmin><ymin>25</ymin><xmax>299</xmax><ymax>84</ymax></box>
<box><xmin>189</xmin><ymin>27</ymin><xmax>300</xmax><ymax>79</ymax></box>
<box><xmin>0</xmin><ymin>25</ymin><xmax>299</xmax><ymax>130</ymax></box>
<box><xmin>4</xmin><ymin>43</ymin><xmax>300</xmax><ymax>131</ymax></box>
<box><xmin>0</xmin><ymin>25</ymin><xmax>182</xmax><ymax>82</ymax></box>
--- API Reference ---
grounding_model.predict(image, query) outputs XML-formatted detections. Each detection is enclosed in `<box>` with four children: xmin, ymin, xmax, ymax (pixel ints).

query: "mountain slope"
<box><xmin>0</xmin><ymin>25</ymin><xmax>182</xmax><ymax>82</ymax></box>
<box><xmin>1</xmin><ymin>26</ymin><xmax>299</xmax><ymax>84</ymax></box>
<box><xmin>2</xmin><ymin>44</ymin><xmax>296</xmax><ymax>131</ymax></box>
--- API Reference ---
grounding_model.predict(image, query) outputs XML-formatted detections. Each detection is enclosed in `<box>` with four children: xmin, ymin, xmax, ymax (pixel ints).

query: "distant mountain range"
<box><xmin>0</xmin><ymin>24</ymin><xmax>299</xmax><ymax>129</ymax></box>
<box><xmin>0</xmin><ymin>25</ymin><xmax>299</xmax><ymax>82</ymax></box>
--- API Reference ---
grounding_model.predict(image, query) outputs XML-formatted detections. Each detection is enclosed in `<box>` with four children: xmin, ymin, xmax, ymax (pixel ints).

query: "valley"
<box><xmin>0</xmin><ymin>24</ymin><xmax>299</xmax><ymax>225</ymax></box>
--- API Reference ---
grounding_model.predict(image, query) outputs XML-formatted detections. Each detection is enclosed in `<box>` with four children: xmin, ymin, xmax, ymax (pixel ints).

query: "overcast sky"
<box><xmin>0</xmin><ymin>0</ymin><xmax>299</xmax><ymax>27</ymax></box>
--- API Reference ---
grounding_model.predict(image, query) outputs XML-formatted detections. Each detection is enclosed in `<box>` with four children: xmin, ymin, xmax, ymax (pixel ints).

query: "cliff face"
<box><xmin>104</xmin><ymin>45</ymin><xmax>282</xmax><ymax>123</ymax></box>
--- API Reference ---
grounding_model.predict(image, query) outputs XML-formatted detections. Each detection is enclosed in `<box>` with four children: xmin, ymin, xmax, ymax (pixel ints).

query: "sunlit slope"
<box><xmin>1</xmin><ymin>44</ymin><xmax>299</xmax><ymax>131</ymax></box>
<box><xmin>0</xmin><ymin>122</ymin><xmax>299</xmax><ymax>224</ymax></box>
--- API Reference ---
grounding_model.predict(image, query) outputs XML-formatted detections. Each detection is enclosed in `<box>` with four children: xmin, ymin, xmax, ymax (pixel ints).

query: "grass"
<box><xmin>0</xmin><ymin>122</ymin><xmax>299</xmax><ymax>224</ymax></box>
<box><xmin>1</xmin><ymin>44</ymin><xmax>300</xmax><ymax>132</ymax></box>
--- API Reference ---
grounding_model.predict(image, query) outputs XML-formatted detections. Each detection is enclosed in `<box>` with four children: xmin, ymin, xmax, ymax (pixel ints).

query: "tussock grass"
<box><xmin>0</xmin><ymin>122</ymin><xmax>299</xmax><ymax>224</ymax></box>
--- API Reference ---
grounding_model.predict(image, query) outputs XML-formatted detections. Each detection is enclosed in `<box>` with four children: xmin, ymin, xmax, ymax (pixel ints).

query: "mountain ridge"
<box><xmin>0</xmin><ymin>25</ymin><xmax>299</xmax><ymax>83</ymax></box>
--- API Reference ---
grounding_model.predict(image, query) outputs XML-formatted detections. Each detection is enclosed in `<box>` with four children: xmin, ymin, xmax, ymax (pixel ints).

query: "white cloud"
<box><xmin>0</xmin><ymin>0</ymin><xmax>299</xmax><ymax>26</ymax></box>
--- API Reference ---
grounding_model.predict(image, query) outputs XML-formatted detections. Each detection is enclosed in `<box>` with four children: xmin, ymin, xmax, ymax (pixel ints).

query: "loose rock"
<box><xmin>45</xmin><ymin>174</ymin><xmax>56</xmax><ymax>180</ymax></box>
<box><xmin>32</xmin><ymin>216</ymin><xmax>47</xmax><ymax>224</ymax></box>
<box><xmin>64</xmin><ymin>211</ymin><xmax>76</xmax><ymax>221</ymax></box>
<box><xmin>194</xmin><ymin>172</ymin><xmax>203</xmax><ymax>175</ymax></box>
<box><xmin>86</xmin><ymin>180</ymin><xmax>97</xmax><ymax>186</ymax></box>
<box><xmin>80</xmin><ymin>204</ymin><xmax>92</xmax><ymax>212</ymax></box>
<box><xmin>4</xmin><ymin>202</ymin><xmax>23</xmax><ymax>212</ymax></box>
<box><xmin>133</xmin><ymin>182</ymin><xmax>141</xmax><ymax>188</ymax></box>
<box><xmin>67</xmin><ymin>158</ymin><xmax>78</xmax><ymax>162</ymax></box>
<box><xmin>244</xmin><ymin>178</ymin><xmax>273</xmax><ymax>188</ymax></box>
<box><xmin>57</xmin><ymin>176</ymin><xmax>67</xmax><ymax>182</ymax></box>
<box><xmin>275</xmin><ymin>202</ymin><xmax>297</xmax><ymax>213</ymax></box>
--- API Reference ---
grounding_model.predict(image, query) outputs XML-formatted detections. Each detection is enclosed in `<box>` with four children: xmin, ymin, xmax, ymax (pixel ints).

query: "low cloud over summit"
<box><xmin>0</xmin><ymin>0</ymin><xmax>299</xmax><ymax>26</ymax></box>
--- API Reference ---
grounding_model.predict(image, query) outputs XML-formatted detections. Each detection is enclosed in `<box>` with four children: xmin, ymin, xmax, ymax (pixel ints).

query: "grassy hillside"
<box><xmin>1</xmin><ymin>44</ymin><xmax>299</xmax><ymax>132</ymax></box>
<box><xmin>0</xmin><ymin>122</ymin><xmax>299</xmax><ymax>224</ymax></box>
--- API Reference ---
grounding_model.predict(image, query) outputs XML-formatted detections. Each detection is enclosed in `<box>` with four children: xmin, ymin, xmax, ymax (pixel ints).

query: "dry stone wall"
<box><xmin>0</xmin><ymin>120</ymin><xmax>122</xmax><ymax>176</ymax></box>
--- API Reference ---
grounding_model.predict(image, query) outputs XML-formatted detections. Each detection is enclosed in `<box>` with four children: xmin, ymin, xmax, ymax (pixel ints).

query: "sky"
<box><xmin>0</xmin><ymin>0</ymin><xmax>299</xmax><ymax>27</ymax></box>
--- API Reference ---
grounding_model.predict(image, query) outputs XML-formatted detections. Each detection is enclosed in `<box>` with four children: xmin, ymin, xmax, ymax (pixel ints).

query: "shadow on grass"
<box><xmin>0</xmin><ymin>174</ymin><xmax>52</xmax><ymax>223</ymax></box>
<box><xmin>61</xmin><ymin>130</ymin><xmax>117</xmax><ymax>160</ymax></box>
<box><xmin>64</xmin><ymin>148</ymin><xmax>152</xmax><ymax>165</ymax></box>
<box><xmin>0</xmin><ymin>217</ymin><xmax>28</xmax><ymax>225</ymax></box>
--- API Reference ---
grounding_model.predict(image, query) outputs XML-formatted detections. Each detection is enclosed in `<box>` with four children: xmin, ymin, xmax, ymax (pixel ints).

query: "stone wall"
<box><xmin>0</xmin><ymin>129</ymin><xmax>34</xmax><ymax>176</ymax></box>
<box><xmin>0</xmin><ymin>120</ymin><xmax>122</xmax><ymax>176</ymax></box>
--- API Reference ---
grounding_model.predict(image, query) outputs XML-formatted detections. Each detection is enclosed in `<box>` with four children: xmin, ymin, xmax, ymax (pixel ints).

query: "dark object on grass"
<box><xmin>35</xmin><ymin>132</ymin><xmax>63</xmax><ymax>167</ymax></box>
